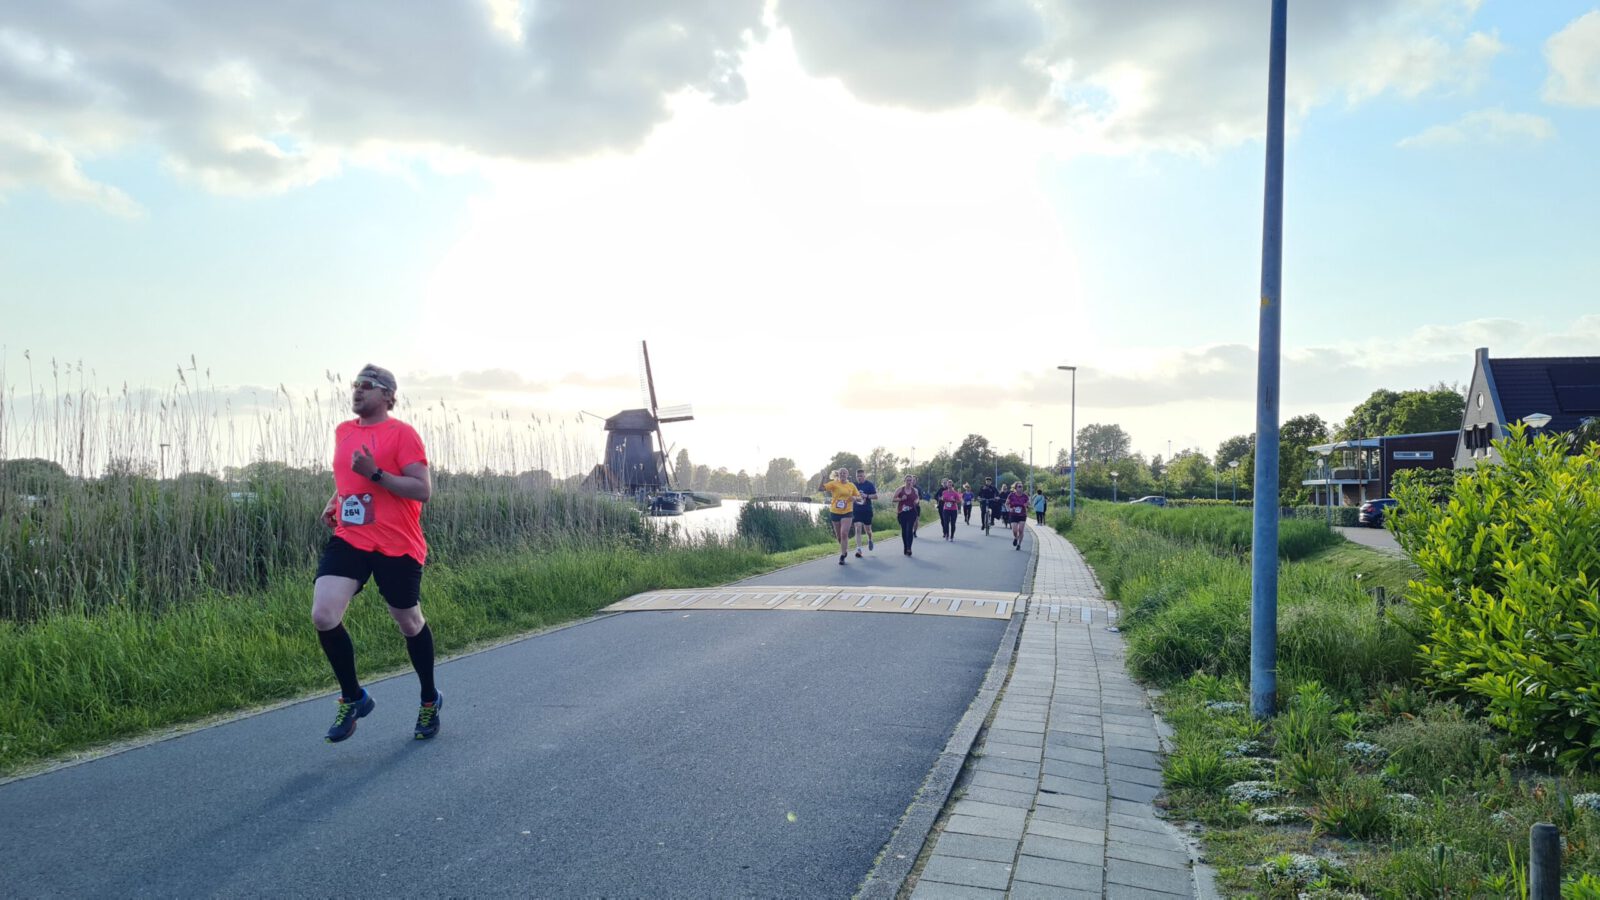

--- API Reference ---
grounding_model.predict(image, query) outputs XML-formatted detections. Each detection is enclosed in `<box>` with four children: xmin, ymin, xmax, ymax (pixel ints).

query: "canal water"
<box><xmin>646</xmin><ymin>499</ymin><xmax>817</xmax><ymax>542</ymax></box>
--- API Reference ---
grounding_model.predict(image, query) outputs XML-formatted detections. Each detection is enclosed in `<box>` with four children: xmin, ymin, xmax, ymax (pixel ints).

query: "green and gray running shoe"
<box><xmin>414</xmin><ymin>691</ymin><xmax>443</xmax><ymax>740</ymax></box>
<box><xmin>325</xmin><ymin>690</ymin><xmax>375</xmax><ymax>743</ymax></box>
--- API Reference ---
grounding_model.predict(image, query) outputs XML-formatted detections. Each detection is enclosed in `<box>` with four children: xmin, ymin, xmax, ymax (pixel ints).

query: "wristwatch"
<box><xmin>369</xmin><ymin>469</ymin><xmax>385</xmax><ymax>484</ymax></box>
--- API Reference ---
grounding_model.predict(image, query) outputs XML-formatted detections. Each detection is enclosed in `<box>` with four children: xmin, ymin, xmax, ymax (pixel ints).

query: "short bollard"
<box><xmin>1530</xmin><ymin>822</ymin><xmax>1560</xmax><ymax>899</ymax></box>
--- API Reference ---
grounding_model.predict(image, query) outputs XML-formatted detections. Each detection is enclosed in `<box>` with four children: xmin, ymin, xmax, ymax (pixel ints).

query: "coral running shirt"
<box><xmin>940</xmin><ymin>489</ymin><xmax>961</xmax><ymax>511</ymax></box>
<box><xmin>332</xmin><ymin>418</ymin><xmax>429</xmax><ymax>563</ymax></box>
<box><xmin>1006</xmin><ymin>492</ymin><xmax>1030</xmax><ymax>516</ymax></box>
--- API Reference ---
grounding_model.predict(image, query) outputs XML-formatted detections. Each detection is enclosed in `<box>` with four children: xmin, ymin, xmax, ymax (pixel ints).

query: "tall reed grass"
<box><xmin>0</xmin><ymin>359</ymin><xmax>647</xmax><ymax>620</ymax></box>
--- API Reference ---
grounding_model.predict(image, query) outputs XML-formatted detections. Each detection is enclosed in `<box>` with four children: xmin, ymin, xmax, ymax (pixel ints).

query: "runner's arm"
<box><xmin>376</xmin><ymin>461</ymin><xmax>433</xmax><ymax>503</ymax></box>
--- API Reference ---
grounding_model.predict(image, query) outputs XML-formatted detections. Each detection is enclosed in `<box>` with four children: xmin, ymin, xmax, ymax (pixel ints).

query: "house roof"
<box><xmin>1486</xmin><ymin>356</ymin><xmax>1600</xmax><ymax>433</ymax></box>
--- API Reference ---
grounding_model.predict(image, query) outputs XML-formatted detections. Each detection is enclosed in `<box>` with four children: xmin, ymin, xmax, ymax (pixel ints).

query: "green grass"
<box><xmin>0</xmin><ymin>534</ymin><xmax>861</xmax><ymax>777</ymax></box>
<box><xmin>1068</xmin><ymin>501</ymin><xmax>1600</xmax><ymax>895</ymax></box>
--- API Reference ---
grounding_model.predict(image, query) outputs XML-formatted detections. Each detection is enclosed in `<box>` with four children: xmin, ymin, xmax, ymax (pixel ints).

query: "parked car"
<box><xmin>1358</xmin><ymin>498</ymin><xmax>1397</xmax><ymax>527</ymax></box>
<box><xmin>1128</xmin><ymin>496</ymin><xmax>1167</xmax><ymax>507</ymax></box>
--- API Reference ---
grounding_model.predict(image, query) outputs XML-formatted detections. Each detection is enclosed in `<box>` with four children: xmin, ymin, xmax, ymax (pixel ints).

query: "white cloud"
<box><xmin>0</xmin><ymin>127</ymin><xmax>141</xmax><ymax>215</ymax></box>
<box><xmin>0</xmin><ymin>0</ymin><xmax>1507</xmax><ymax>205</ymax></box>
<box><xmin>1543</xmin><ymin>9</ymin><xmax>1600</xmax><ymax>107</ymax></box>
<box><xmin>1397</xmin><ymin>107</ymin><xmax>1555</xmax><ymax>148</ymax></box>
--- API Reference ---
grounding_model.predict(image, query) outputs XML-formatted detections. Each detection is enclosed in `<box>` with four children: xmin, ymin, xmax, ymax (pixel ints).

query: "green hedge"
<box><xmin>1391</xmin><ymin>427</ymin><xmax>1600</xmax><ymax>765</ymax></box>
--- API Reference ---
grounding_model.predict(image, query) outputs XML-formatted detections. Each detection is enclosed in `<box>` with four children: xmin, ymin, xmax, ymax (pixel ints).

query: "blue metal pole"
<box><xmin>1251</xmin><ymin>0</ymin><xmax>1288</xmax><ymax>720</ymax></box>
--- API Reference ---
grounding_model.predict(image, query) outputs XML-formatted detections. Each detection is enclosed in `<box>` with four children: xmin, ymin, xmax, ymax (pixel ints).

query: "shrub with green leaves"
<box><xmin>1390</xmin><ymin>427</ymin><xmax>1600</xmax><ymax>765</ymax></box>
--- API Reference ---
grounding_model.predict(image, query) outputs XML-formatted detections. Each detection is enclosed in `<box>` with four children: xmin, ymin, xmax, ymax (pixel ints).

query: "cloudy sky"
<box><xmin>3</xmin><ymin>0</ymin><xmax>1598</xmax><ymax>476</ymax></box>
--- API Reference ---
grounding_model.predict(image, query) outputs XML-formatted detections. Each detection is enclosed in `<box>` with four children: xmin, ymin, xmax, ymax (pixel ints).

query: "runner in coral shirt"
<box><xmin>311</xmin><ymin>363</ymin><xmax>443</xmax><ymax>744</ymax></box>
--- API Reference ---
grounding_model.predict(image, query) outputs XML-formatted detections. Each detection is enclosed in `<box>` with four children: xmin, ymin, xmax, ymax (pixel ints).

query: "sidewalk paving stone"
<box><xmin>906</xmin><ymin>524</ymin><xmax>1203</xmax><ymax>899</ymax></box>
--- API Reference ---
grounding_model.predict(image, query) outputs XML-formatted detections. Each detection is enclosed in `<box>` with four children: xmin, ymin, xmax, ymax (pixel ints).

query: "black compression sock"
<box><xmin>406</xmin><ymin>623</ymin><xmax>437</xmax><ymax>704</ymax></box>
<box><xmin>317</xmin><ymin>623</ymin><xmax>362</xmax><ymax>700</ymax></box>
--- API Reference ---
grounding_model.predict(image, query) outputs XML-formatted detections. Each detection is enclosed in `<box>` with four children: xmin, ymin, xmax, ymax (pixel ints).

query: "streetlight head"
<box><xmin>1111</xmin><ymin>471</ymin><xmax>1119</xmax><ymax>478</ymax></box>
<box><xmin>1523</xmin><ymin>413</ymin><xmax>1553</xmax><ymax>430</ymax></box>
<box><xmin>1228</xmin><ymin>459</ymin><xmax>1240</xmax><ymax>469</ymax></box>
<box><xmin>1023</xmin><ymin>423</ymin><xmax>1033</xmax><ymax>428</ymax></box>
<box><xmin>1057</xmin><ymin>365</ymin><xmax>1076</xmax><ymax>371</ymax></box>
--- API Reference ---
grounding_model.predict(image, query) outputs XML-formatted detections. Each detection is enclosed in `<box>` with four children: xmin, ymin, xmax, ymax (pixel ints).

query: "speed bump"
<box><xmin>603</xmin><ymin>585</ymin><xmax>1019</xmax><ymax>620</ymax></box>
<box><xmin>829</xmin><ymin>589</ymin><xmax>929</xmax><ymax>614</ymax></box>
<box><xmin>916</xmin><ymin>590</ymin><xmax>1019</xmax><ymax>619</ymax></box>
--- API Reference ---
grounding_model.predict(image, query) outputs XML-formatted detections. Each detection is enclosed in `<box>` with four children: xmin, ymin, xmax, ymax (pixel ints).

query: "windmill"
<box><xmin>599</xmin><ymin>341</ymin><xmax>694</xmax><ymax>492</ymax></box>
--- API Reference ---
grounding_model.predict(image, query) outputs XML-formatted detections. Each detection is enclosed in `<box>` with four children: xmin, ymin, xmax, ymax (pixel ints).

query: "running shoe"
<box><xmin>414</xmin><ymin>691</ymin><xmax>443</xmax><ymax>740</ymax></box>
<box><xmin>855</xmin><ymin>550</ymin><xmax>863</xmax><ymax>558</ymax></box>
<box><xmin>325</xmin><ymin>689</ymin><xmax>375</xmax><ymax>743</ymax></box>
<box><xmin>839</xmin><ymin>554</ymin><xmax>847</xmax><ymax>565</ymax></box>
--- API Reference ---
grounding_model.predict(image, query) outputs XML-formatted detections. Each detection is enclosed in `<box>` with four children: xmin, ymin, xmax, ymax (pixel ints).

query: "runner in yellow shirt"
<box><xmin>818</xmin><ymin>468</ymin><xmax>862</xmax><ymax>565</ymax></box>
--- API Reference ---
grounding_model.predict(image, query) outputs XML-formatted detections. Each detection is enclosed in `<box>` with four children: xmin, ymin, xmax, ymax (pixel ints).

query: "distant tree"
<box><xmin>1388</xmin><ymin>385</ymin><xmax>1465</xmax><ymax>435</ymax></box>
<box><xmin>103</xmin><ymin>456</ymin><xmax>157</xmax><ymax>480</ymax></box>
<box><xmin>0</xmin><ymin>458</ymin><xmax>71</xmax><ymax>494</ymax></box>
<box><xmin>764</xmin><ymin>458</ymin><xmax>806</xmax><ymax>495</ymax></box>
<box><xmin>673</xmin><ymin>449</ymin><xmax>693</xmax><ymax>488</ymax></box>
<box><xmin>1280</xmin><ymin>413</ymin><xmax>1331</xmax><ymax>502</ymax></box>
<box><xmin>864</xmin><ymin>446</ymin><xmax>900</xmax><ymax>484</ymax></box>
<box><xmin>1076</xmin><ymin>424</ymin><xmax>1132</xmax><ymax>465</ymax></box>
<box><xmin>1337</xmin><ymin>384</ymin><xmax>1464</xmax><ymax>439</ymax></box>
<box><xmin>1336</xmin><ymin>389</ymin><xmax>1403</xmax><ymax>441</ymax></box>
<box><xmin>810</xmin><ymin>451</ymin><xmax>864</xmax><ymax>489</ymax></box>
<box><xmin>1166</xmin><ymin>449</ymin><xmax>1214</xmax><ymax>497</ymax></box>
<box><xmin>517</xmin><ymin>469</ymin><xmax>555</xmax><ymax>491</ymax></box>
<box><xmin>1214</xmin><ymin>434</ymin><xmax>1253</xmax><ymax>470</ymax></box>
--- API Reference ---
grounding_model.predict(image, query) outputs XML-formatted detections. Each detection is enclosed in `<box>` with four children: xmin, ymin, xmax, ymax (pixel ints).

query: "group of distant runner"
<box><xmin>816</xmin><ymin>470</ymin><xmax>1050</xmax><ymax>562</ymax></box>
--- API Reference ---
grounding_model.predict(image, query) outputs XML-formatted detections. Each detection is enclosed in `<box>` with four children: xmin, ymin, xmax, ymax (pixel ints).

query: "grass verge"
<box><xmin>0</xmin><ymin>531</ymin><xmax>873</xmax><ymax>778</ymax></box>
<box><xmin>1060</xmin><ymin>504</ymin><xmax>1600</xmax><ymax>895</ymax></box>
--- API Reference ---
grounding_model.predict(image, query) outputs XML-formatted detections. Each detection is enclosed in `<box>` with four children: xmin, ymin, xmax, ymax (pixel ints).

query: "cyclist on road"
<box><xmin>977</xmin><ymin>477</ymin><xmax>1000</xmax><ymax>534</ymax></box>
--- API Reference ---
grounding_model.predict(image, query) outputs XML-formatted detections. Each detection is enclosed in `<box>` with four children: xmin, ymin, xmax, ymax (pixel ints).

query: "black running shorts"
<box><xmin>852</xmin><ymin>506</ymin><xmax>874</xmax><ymax>524</ymax></box>
<box><xmin>315</xmin><ymin>535</ymin><xmax>424</xmax><ymax>609</ymax></box>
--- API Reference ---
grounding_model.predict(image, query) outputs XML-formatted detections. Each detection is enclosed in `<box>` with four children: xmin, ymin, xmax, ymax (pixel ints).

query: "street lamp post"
<box><xmin>1111</xmin><ymin>470</ymin><xmax>1119</xmax><ymax>503</ymax></box>
<box><xmin>1249</xmin><ymin>0</ymin><xmax>1290</xmax><ymax>719</ymax></box>
<box><xmin>1023</xmin><ymin>424</ymin><xmax>1035</xmax><ymax>493</ymax></box>
<box><xmin>1058</xmin><ymin>365</ymin><xmax>1078</xmax><ymax>515</ymax></box>
<box><xmin>1316</xmin><ymin>447</ymin><xmax>1333</xmax><ymax>526</ymax></box>
<box><xmin>1229</xmin><ymin>459</ymin><xmax>1241</xmax><ymax>503</ymax></box>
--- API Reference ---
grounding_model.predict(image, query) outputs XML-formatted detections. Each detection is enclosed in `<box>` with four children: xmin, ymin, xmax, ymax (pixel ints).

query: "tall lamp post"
<box><xmin>1023</xmin><ymin>424</ymin><xmax>1035</xmax><ymax>492</ymax></box>
<box><xmin>1110</xmin><ymin>470</ymin><xmax>1119</xmax><ymax>503</ymax></box>
<box><xmin>1316</xmin><ymin>446</ymin><xmax>1333</xmax><ymax>526</ymax></box>
<box><xmin>1229</xmin><ymin>459</ymin><xmax>1241</xmax><ymax>503</ymax></box>
<box><xmin>1250</xmin><ymin>0</ymin><xmax>1289</xmax><ymax>719</ymax></box>
<box><xmin>1058</xmin><ymin>365</ymin><xmax>1077</xmax><ymax>515</ymax></box>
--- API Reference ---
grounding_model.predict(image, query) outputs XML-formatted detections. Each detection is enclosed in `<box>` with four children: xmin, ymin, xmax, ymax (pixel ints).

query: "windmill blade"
<box><xmin>641</xmin><ymin>340</ymin><xmax>661</xmax><ymax>413</ymax></box>
<box><xmin>657</xmin><ymin>404</ymin><xmax>694</xmax><ymax>423</ymax></box>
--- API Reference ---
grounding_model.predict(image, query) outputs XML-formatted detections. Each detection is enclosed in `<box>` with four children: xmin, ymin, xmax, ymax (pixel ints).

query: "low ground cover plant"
<box><xmin>1063</xmin><ymin>500</ymin><xmax>1600</xmax><ymax>894</ymax></box>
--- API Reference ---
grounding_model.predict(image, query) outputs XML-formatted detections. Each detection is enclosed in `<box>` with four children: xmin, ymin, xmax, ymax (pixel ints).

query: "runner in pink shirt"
<box><xmin>938</xmin><ymin>479</ymin><xmax>962</xmax><ymax>541</ymax></box>
<box><xmin>1005</xmin><ymin>483</ymin><xmax>1031</xmax><ymax>549</ymax></box>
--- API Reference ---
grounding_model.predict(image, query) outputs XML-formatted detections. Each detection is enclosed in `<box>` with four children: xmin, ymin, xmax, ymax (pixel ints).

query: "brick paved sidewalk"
<box><xmin>910</xmin><ymin>523</ymin><xmax>1209</xmax><ymax>899</ymax></box>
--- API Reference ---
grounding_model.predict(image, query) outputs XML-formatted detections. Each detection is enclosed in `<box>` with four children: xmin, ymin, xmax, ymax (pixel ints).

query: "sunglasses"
<box><xmin>351</xmin><ymin>379</ymin><xmax>389</xmax><ymax>392</ymax></box>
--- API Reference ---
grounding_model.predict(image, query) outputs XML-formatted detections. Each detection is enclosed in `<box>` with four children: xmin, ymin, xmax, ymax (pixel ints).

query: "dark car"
<box><xmin>1358</xmin><ymin>498</ymin><xmax>1397</xmax><ymax>527</ymax></box>
<box><xmin>1128</xmin><ymin>496</ymin><xmax>1167</xmax><ymax>507</ymax></box>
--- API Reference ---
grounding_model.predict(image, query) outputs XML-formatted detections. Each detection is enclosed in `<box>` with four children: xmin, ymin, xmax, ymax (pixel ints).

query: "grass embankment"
<box><xmin>1053</xmin><ymin>503</ymin><xmax>1600</xmax><ymax>896</ymax></box>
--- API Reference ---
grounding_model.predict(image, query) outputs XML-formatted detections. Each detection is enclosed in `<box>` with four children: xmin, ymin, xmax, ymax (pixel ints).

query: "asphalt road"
<box><xmin>1333</xmin><ymin>524</ymin><xmax>1404</xmax><ymax>556</ymax></box>
<box><xmin>1</xmin><ymin>520</ymin><xmax>1028</xmax><ymax>899</ymax></box>
<box><xmin>742</xmin><ymin>516</ymin><xmax>1034</xmax><ymax>592</ymax></box>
